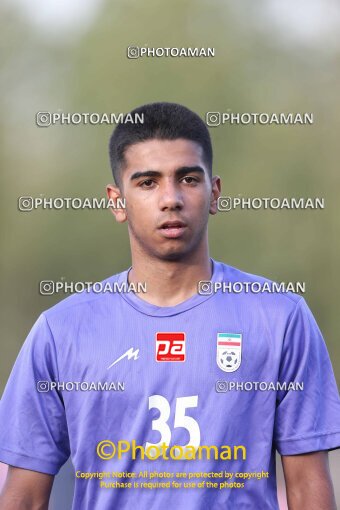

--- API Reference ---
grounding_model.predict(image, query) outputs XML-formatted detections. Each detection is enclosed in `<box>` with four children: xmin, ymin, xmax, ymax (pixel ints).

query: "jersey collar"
<box><xmin>116</xmin><ymin>257</ymin><xmax>224</xmax><ymax>317</ymax></box>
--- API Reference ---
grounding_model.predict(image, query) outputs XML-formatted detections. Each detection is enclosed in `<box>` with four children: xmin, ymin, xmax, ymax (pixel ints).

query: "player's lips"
<box><xmin>158</xmin><ymin>220</ymin><xmax>188</xmax><ymax>239</ymax></box>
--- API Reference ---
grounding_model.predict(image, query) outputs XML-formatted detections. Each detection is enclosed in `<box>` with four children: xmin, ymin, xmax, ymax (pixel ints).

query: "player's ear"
<box><xmin>106</xmin><ymin>184</ymin><xmax>127</xmax><ymax>223</ymax></box>
<box><xmin>209</xmin><ymin>175</ymin><xmax>221</xmax><ymax>215</ymax></box>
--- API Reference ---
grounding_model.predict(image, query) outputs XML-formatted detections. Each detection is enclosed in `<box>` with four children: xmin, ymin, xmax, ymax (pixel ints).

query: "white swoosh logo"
<box><xmin>107</xmin><ymin>347</ymin><xmax>140</xmax><ymax>369</ymax></box>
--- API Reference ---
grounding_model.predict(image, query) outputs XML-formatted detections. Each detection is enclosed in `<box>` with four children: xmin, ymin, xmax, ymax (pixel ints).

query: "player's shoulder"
<box><xmin>42</xmin><ymin>268</ymin><xmax>127</xmax><ymax>323</ymax></box>
<box><xmin>216</xmin><ymin>259</ymin><xmax>304</xmax><ymax>311</ymax></box>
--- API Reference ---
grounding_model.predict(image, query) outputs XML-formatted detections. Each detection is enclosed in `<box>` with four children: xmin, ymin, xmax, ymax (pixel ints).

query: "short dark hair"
<box><xmin>109</xmin><ymin>102</ymin><xmax>213</xmax><ymax>186</ymax></box>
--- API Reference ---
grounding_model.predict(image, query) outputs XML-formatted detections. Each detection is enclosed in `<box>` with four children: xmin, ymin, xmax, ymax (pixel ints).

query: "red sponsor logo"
<box><xmin>156</xmin><ymin>332</ymin><xmax>186</xmax><ymax>362</ymax></box>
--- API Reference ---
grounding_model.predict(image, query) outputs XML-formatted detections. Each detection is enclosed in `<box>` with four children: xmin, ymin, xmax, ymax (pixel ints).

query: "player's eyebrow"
<box><xmin>130</xmin><ymin>165</ymin><xmax>206</xmax><ymax>181</ymax></box>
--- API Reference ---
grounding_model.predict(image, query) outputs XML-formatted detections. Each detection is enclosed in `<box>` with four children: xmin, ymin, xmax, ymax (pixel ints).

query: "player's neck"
<box><xmin>127</xmin><ymin>248</ymin><xmax>212</xmax><ymax>307</ymax></box>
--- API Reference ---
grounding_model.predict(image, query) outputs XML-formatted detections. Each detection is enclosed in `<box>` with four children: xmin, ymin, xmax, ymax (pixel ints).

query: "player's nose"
<box><xmin>158</xmin><ymin>181</ymin><xmax>184</xmax><ymax>210</ymax></box>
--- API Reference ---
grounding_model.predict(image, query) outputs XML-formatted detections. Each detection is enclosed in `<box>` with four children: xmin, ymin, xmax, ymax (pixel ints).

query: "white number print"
<box><xmin>145</xmin><ymin>395</ymin><xmax>200</xmax><ymax>452</ymax></box>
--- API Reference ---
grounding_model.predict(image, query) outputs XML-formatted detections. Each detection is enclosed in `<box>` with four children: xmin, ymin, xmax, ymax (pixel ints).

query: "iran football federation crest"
<box><xmin>216</xmin><ymin>333</ymin><xmax>242</xmax><ymax>373</ymax></box>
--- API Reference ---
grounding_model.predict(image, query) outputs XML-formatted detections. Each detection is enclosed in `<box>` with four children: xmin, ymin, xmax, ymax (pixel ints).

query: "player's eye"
<box><xmin>139</xmin><ymin>179</ymin><xmax>155</xmax><ymax>188</ymax></box>
<box><xmin>181</xmin><ymin>176</ymin><xmax>199</xmax><ymax>185</ymax></box>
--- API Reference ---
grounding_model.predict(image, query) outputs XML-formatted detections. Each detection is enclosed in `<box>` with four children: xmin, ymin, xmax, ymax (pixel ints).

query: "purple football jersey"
<box><xmin>0</xmin><ymin>258</ymin><xmax>339</xmax><ymax>509</ymax></box>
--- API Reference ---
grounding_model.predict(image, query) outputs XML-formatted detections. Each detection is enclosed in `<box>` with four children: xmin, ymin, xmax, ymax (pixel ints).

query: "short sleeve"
<box><xmin>0</xmin><ymin>314</ymin><xmax>70</xmax><ymax>474</ymax></box>
<box><xmin>274</xmin><ymin>298</ymin><xmax>340</xmax><ymax>455</ymax></box>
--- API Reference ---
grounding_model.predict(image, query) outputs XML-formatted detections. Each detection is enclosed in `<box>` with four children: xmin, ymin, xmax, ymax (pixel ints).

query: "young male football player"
<box><xmin>0</xmin><ymin>102</ymin><xmax>339</xmax><ymax>510</ymax></box>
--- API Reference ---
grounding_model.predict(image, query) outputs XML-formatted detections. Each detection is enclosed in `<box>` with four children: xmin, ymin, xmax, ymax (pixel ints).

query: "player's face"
<box><xmin>108</xmin><ymin>138</ymin><xmax>220</xmax><ymax>261</ymax></box>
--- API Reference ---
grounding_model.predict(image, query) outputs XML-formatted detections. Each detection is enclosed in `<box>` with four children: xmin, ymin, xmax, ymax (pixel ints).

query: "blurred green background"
<box><xmin>1</xmin><ymin>0</ymin><xmax>339</xmax><ymax>507</ymax></box>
